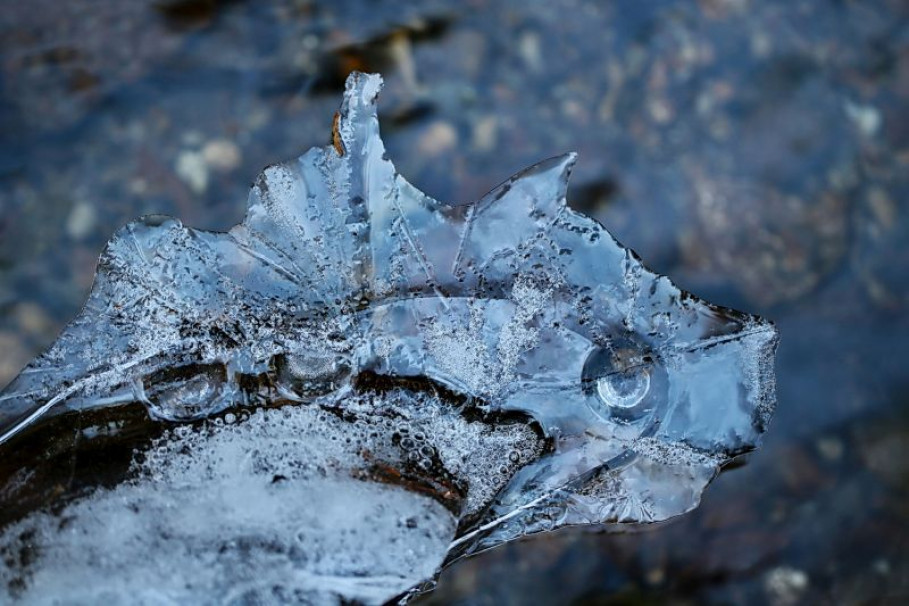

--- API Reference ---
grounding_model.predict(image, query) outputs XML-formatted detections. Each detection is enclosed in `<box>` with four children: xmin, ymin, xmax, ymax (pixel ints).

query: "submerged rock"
<box><xmin>0</xmin><ymin>72</ymin><xmax>778</xmax><ymax>604</ymax></box>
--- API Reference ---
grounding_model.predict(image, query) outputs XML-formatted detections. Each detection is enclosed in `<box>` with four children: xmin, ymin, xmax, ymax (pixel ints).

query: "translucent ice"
<box><xmin>0</xmin><ymin>73</ymin><xmax>778</xmax><ymax>604</ymax></box>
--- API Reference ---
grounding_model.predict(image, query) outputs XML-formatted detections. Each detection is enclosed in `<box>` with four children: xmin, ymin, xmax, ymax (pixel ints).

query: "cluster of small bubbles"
<box><xmin>360</xmin><ymin>389</ymin><xmax>548</xmax><ymax>517</ymax></box>
<box><xmin>389</xmin><ymin>418</ymin><xmax>437</xmax><ymax>472</ymax></box>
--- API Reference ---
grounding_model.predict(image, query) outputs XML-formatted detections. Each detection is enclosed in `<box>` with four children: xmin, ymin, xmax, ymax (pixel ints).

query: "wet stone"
<box><xmin>764</xmin><ymin>566</ymin><xmax>809</xmax><ymax>606</ymax></box>
<box><xmin>174</xmin><ymin>149</ymin><xmax>208</xmax><ymax>194</ymax></box>
<box><xmin>202</xmin><ymin>138</ymin><xmax>242</xmax><ymax>172</ymax></box>
<box><xmin>0</xmin><ymin>72</ymin><xmax>778</xmax><ymax>604</ymax></box>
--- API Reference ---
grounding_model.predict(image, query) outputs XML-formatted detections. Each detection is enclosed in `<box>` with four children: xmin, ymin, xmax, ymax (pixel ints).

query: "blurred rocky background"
<box><xmin>0</xmin><ymin>0</ymin><xmax>907</xmax><ymax>603</ymax></box>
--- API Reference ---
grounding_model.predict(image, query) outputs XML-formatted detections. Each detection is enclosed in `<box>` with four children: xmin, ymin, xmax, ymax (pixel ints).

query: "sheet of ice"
<box><xmin>0</xmin><ymin>72</ymin><xmax>778</xmax><ymax>604</ymax></box>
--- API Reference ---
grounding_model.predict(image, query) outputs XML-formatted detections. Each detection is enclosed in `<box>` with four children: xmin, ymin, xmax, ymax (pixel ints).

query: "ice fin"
<box><xmin>454</xmin><ymin>153</ymin><xmax>577</xmax><ymax>285</ymax></box>
<box><xmin>336</xmin><ymin>71</ymin><xmax>385</xmax><ymax>158</ymax></box>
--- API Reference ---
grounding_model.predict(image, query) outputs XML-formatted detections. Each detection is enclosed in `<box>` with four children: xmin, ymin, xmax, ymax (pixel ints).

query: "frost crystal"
<box><xmin>0</xmin><ymin>72</ymin><xmax>778</xmax><ymax>604</ymax></box>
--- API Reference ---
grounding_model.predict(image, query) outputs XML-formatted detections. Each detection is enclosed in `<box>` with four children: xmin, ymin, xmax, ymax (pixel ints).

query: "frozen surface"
<box><xmin>0</xmin><ymin>72</ymin><xmax>778</xmax><ymax>604</ymax></box>
<box><xmin>0</xmin><ymin>403</ymin><xmax>459</xmax><ymax>605</ymax></box>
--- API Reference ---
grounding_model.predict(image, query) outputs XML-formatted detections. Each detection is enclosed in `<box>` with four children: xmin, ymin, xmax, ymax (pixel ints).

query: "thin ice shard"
<box><xmin>0</xmin><ymin>72</ymin><xmax>778</xmax><ymax>604</ymax></box>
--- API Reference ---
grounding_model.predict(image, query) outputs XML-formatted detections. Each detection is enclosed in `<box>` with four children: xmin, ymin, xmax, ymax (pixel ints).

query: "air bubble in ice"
<box><xmin>597</xmin><ymin>367</ymin><xmax>651</xmax><ymax>409</ymax></box>
<box><xmin>136</xmin><ymin>363</ymin><xmax>236</xmax><ymax>421</ymax></box>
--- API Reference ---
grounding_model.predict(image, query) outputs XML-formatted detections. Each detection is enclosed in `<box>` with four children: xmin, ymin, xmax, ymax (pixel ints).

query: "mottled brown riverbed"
<box><xmin>0</xmin><ymin>1</ymin><xmax>907</xmax><ymax>604</ymax></box>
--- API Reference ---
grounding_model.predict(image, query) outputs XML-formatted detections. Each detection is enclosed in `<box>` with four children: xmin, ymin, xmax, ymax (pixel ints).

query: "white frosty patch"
<box><xmin>0</xmin><ymin>405</ymin><xmax>457</xmax><ymax>605</ymax></box>
<box><xmin>424</xmin><ymin>277</ymin><xmax>552</xmax><ymax>397</ymax></box>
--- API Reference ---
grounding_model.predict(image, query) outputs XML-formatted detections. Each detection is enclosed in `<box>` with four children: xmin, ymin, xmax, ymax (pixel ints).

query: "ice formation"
<box><xmin>0</xmin><ymin>72</ymin><xmax>778</xmax><ymax>604</ymax></box>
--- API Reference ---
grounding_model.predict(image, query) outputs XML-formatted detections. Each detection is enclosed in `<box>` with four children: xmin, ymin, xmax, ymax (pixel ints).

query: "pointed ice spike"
<box><xmin>336</xmin><ymin>72</ymin><xmax>398</xmax><ymax>293</ymax></box>
<box><xmin>333</xmin><ymin>71</ymin><xmax>466</xmax><ymax>299</ymax></box>
<box><xmin>335</xmin><ymin>71</ymin><xmax>396</xmax><ymax>224</ymax></box>
<box><xmin>232</xmin><ymin>73</ymin><xmax>395</xmax><ymax>303</ymax></box>
<box><xmin>453</xmin><ymin>153</ymin><xmax>577</xmax><ymax>284</ymax></box>
<box><xmin>335</xmin><ymin>71</ymin><xmax>385</xmax><ymax>158</ymax></box>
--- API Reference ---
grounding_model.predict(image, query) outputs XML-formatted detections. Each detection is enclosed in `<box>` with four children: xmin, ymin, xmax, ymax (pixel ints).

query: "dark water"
<box><xmin>0</xmin><ymin>0</ymin><xmax>907</xmax><ymax>603</ymax></box>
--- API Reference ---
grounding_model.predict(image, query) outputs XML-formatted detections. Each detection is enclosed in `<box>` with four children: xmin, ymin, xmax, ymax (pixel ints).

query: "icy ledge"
<box><xmin>0</xmin><ymin>72</ymin><xmax>778</xmax><ymax>604</ymax></box>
